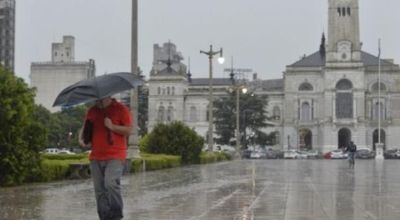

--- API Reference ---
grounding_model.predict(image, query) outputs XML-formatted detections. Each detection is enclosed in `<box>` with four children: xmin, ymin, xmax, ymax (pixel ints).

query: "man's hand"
<box><xmin>104</xmin><ymin>117</ymin><xmax>114</xmax><ymax>130</ymax></box>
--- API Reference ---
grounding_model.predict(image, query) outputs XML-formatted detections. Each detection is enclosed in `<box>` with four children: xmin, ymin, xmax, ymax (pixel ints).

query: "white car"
<box><xmin>250</xmin><ymin>151</ymin><xmax>262</xmax><ymax>159</ymax></box>
<box><xmin>330</xmin><ymin>149</ymin><xmax>347</xmax><ymax>159</ymax></box>
<box><xmin>44</xmin><ymin>148</ymin><xmax>59</xmax><ymax>154</ymax></box>
<box><xmin>284</xmin><ymin>150</ymin><xmax>298</xmax><ymax>159</ymax></box>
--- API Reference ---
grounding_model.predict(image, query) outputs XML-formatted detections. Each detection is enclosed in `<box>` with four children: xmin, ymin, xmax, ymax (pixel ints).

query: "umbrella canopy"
<box><xmin>53</xmin><ymin>72</ymin><xmax>143</xmax><ymax>107</ymax></box>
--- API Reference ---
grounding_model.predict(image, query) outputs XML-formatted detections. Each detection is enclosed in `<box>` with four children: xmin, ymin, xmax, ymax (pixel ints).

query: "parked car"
<box><xmin>305</xmin><ymin>150</ymin><xmax>321</xmax><ymax>159</ymax></box>
<box><xmin>330</xmin><ymin>149</ymin><xmax>348</xmax><ymax>159</ymax></box>
<box><xmin>356</xmin><ymin>148</ymin><xmax>375</xmax><ymax>159</ymax></box>
<box><xmin>241</xmin><ymin>149</ymin><xmax>252</xmax><ymax>159</ymax></box>
<box><xmin>265</xmin><ymin>149</ymin><xmax>279</xmax><ymax>159</ymax></box>
<box><xmin>43</xmin><ymin>148</ymin><xmax>59</xmax><ymax>154</ymax></box>
<box><xmin>295</xmin><ymin>151</ymin><xmax>308</xmax><ymax>159</ymax></box>
<box><xmin>250</xmin><ymin>151</ymin><xmax>262</xmax><ymax>159</ymax></box>
<box><xmin>284</xmin><ymin>150</ymin><xmax>298</xmax><ymax>159</ymax></box>
<box><xmin>384</xmin><ymin>148</ymin><xmax>400</xmax><ymax>159</ymax></box>
<box><xmin>58</xmin><ymin>149</ymin><xmax>76</xmax><ymax>155</ymax></box>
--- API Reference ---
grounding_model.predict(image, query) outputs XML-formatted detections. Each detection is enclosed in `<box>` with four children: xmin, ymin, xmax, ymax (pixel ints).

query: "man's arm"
<box><xmin>78</xmin><ymin>125</ymin><xmax>87</xmax><ymax>147</ymax></box>
<box><xmin>104</xmin><ymin>117</ymin><xmax>132</xmax><ymax>136</ymax></box>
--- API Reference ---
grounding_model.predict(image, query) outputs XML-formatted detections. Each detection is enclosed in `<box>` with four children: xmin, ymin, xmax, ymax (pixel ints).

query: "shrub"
<box><xmin>41</xmin><ymin>153</ymin><xmax>87</xmax><ymax>161</ymax></box>
<box><xmin>130</xmin><ymin>153</ymin><xmax>181</xmax><ymax>172</ymax></box>
<box><xmin>199</xmin><ymin>151</ymin><xmax>232</xmax><ymax>164</ymax></box>
<box><xmin>142</xmin><ymin>122</ymin><xmax>204</xmax><ymax>164</ymax></box>
<box><xmin>0</xmin><ymin>68</ymin><xmax>47</xmax><ymax>186</ymax></box>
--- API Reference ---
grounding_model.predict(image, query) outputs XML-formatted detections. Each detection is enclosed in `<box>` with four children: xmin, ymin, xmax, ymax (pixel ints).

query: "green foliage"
<box><xmin>0</xmin><ymin>67</ymin><xmax>46</xmax><ymax>186</ymax></box>
<box><xmin>142</xmin><ymin>122</ymin><xmax>204</xmax><ymax>164</ymax></box>
<box><xmin>214</xmin><ymin>91</ymin><xmax>270</xmax><ymax>148</ymax></box>
<box><xmin>199</xmin><ymin>151</ymin><xmax>232</xmax><ymax>164</ymax></box>
<box><xmin>47</xmin><ymin>105</ymin><xmax>87</xmax><ymax>148</ymax></box>
<box><xmin>138</xmin><ymin>134</ymin><xmax>149</xmax><ymax>152</ymax></box>
<box><xmin>138</xmin><ymin>85</ymin><xmax>148</xmax><ymax>136</ymax></box>
<box><xmin>41</xmin><ymin>153</ymin><xmax>88</xmax><ymax>161</ymax></box>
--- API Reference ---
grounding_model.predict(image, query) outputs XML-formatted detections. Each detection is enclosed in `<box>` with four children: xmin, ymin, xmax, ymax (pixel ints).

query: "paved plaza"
<box><xmin>1</xmin><ymin>159</ymin><xmax>400</xmax><ymax>220</ymax></box>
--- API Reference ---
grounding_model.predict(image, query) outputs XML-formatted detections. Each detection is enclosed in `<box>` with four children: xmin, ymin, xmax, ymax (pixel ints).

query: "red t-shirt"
<box><xmin>85</xmin><ymin>99</ymin><xmax>132</xmax><ymax>160</ymax></box>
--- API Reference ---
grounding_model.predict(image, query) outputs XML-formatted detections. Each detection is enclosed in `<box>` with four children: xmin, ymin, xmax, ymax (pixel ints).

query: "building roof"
<box><xmin>289</xmin><ymin>51</ymin><xmax>395</xmax><ymax>67</ymax></box>
<box><xmin>259</xmin><ymin>79</ymin><xmax>284</xmax><ymax>91</ymax></box>
<box><xmin>190</xmin><ymin>78</ymin><xmax>233</xmax><ymax>86</ymax></box>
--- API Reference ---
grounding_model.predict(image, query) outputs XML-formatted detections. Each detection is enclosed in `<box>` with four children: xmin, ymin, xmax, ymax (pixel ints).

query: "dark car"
<box><xmin>384</xmin><ymin>148</ymin><xmax>400</xmax><ymax>159</ymax></box>
<box><xmin>241</xmin><ymin>149</ymin><xmax>252</xmax><ymax>159</ymax></box>
<box><xmin>265</xmin><ymin>149</ymin><xmax>279</xmax><ymax>159</ymax></box>
<box><xmin>355</xmin><ymin>148</ymin><xmax>375</xmax><ymax>159</ymax></box>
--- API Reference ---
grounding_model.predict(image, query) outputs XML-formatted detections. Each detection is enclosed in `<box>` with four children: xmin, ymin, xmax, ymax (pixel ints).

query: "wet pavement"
<box><xmin>1</xmin><ymin>159</ymin><xmax>400</xmax><ymax>220</ymax></box>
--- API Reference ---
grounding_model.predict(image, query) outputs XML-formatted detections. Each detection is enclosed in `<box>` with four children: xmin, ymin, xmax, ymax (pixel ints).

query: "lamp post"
<box><xmin>200</xmin><ymin>45</ymin><xmax>224</xmax><ymax>152</ymax></box>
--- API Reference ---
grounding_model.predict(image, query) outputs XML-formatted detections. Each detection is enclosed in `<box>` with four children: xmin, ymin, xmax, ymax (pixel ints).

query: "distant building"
<box><xmin>30</xmin><ymin>36</ymin><xmax>95</xmax><ymax>112</ymax></box>
<box><xmin>149</xmin><ymin>0</ymin><xmax>400</xmax><ymax>153</ymax></box>
<box><xmin>0</xmin><ymin>0</ymin><xmax>15</xmax><ymax>71</ymax></box>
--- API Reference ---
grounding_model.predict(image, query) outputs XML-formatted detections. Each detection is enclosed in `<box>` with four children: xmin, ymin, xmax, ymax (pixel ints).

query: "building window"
<box><xmin>158</xmin><ymin>87</ymin><xmax>161</xmax><ymax>95</ymax></box>
<box><xmin>54</xmin><ymin>52</ymin><xmax>57</xmax><ymax>56</ymax></box>
<box><xmin>158</xmin><ymin>106</ymin><xmax>165</xmax><ymax>122</ymax></box>
<box><xmin>167</xmin><ymin>87</ymin><xmax>170</xmax><ymax>95</ymax></box>
<box><xmin>371</xmin><ymin>82</ymin><xmax>387</xmax><ymax>92</ymax></box>
<box><xmin>190</xmin><ymin>106</ymin><xmax>197</xmax><ymax>122</ymax></box>
<box><xmin>347</xmin><ymin>7</ymin><xmax>351</xmax><ymax>16</ymax></box>
<box><xmin>373</xmin><ymin>102</ymin><xmax>385</xmax><ymax>120</ymax></box>
<box><xmin>299</xmin><ymin>82</ymin><xmax>313</xmax><ymax>91</ymax></box>
<box><xmin>272</xmin><ymin>106</ymin><xmax>281</xmax><ymax>120</ymax></box>
<box><xmin>336</xmin><ymin>79</ymin><xmax>353</xmax><ymax>119</ymax></box>
<box><xmin>172</xmin><ymin>87</ymin><xmax>175</xmax><ymax>95</ymax></box>
<box><xmin>301</xmin><ymin>102</ymin><xmax>312</xmax><ymax>121</ymax></box>
<box><xmin>167</xmin><ymin>106</ymin><xmax>174</xmax><ymax>122</ymax></box>
<box><xmin>337</xmin><ymin>7</ymin><xmax>342</xmax><ymax>16</ymax></box>
<box><xmin>342</xmin><ymin>7</ymin><xmax>346</xmax><ymax>16</ymax></box>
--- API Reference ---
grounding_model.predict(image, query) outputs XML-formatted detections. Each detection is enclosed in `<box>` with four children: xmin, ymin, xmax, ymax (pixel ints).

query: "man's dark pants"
<box><xmin>90</xmin><ymin>160</ymin><xmax>124</xmax><ymax>220</ymax></box>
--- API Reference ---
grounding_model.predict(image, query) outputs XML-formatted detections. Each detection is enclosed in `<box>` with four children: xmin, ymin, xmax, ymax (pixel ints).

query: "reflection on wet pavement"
<box><xmin>1</xmin><ymin>160</ymin><xmax>400</xmax><ymax>220</ymax></box>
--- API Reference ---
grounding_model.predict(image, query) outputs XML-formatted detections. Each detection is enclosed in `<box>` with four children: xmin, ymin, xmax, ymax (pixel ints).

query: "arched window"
<box><xmin>272</xmin><ymin>106</ymin><xmax>281</xmax><ymax>120</ymax></box>
<box><xmin>190</xmin><ymin>106</ymin><xmax>197</xmax><ymax>122</ymax></box>
<box><xmin>373</xmin><ymin>102</ymin><xmax>385</xmax><ymax>120</ymax></box>
<box><xmin>299</xmin><ymin>82</ymin><xmax>313</xmax><ymax>91</ymax></box>
<box><xmin>167</xmin><ymin>106</ymin><xmax>174</xmax><ymax>122</ymax></box>
<box><xmin>342</xmin><ymin>7</ymin><xmax>346</xmax><ymax>16</ymax></box>
<box><xmin>301</xmin><ymin>102</ymin><xmax>311</xmax><ymax>121</ymax></box>
<box><xmin>336</xmin><ymin>79</ymin><xmax>353</xmax><ymax>119</ymax></box>
<box><xmin>371</xmin><ymin>82</ymin><xmax>387</xmax><ymax>92</ymax></box>
<box><xmin>158</xmin><ymin>106</ymin><xmax>165</xmax><ymax>122</ymax></box>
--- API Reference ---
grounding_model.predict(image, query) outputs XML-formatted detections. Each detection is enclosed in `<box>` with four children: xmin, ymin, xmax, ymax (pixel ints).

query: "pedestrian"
<box><xmin>345</xmin><ymin>141</ymin><xmax>357</xmax><ymax>168</ymax></box>
<box><xmin>79</xmin><ymin>97</ymin><xmax>132</xmax><ymax>220</ymax></box>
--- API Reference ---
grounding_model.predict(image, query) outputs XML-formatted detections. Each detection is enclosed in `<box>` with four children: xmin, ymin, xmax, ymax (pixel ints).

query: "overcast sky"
<box><xmin>15</xmin><ymin>0</ymin><xmax>400</xmax><ymax>83</ymax></box>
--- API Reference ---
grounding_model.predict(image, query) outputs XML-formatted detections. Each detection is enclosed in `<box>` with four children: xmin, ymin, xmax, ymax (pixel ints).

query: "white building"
<box><xmin>148</xmin><ymin>0</ymin><xmax>400</xmax><ymax>153</ymax></box>
<box><xmin>30</xmin><ymin>36</ymin><xmax>95</xmax><ymax>112</ymax></box>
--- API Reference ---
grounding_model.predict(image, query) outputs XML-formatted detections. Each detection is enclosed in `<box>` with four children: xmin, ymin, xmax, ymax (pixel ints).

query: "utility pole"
<box><xmin>129</xmin><ymin>0</ymin><xmax>140</xmax><ymax>158</ymax></box>
<box><xmin>200</xmin><ymin>45</ymin><xmax>224</xmax><ymax>152</ymax></box>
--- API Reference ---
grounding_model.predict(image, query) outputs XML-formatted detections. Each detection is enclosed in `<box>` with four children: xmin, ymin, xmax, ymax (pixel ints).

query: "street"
<box><xmin>1</xmin><ymin>159</ymin><xmax>400</xmax><ymax>220</ymax></box>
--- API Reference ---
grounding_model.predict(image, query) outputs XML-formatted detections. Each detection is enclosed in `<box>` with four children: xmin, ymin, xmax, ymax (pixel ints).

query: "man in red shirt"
<box><xmin>79</xmin><ymin>97</ymin><xmax>132</xmax><ymax>220</ymax></box>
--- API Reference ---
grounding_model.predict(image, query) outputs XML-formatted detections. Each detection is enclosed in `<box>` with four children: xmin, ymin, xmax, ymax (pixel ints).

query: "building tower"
<box><xmin>0</xmin><ymin>0</ymin><xmax>15</xmax><ymax>71</ymax></box>
<box><xmin>326</xmin><ymin>0</ymin><xmax>361</xmax><ymax>63</ymax></box>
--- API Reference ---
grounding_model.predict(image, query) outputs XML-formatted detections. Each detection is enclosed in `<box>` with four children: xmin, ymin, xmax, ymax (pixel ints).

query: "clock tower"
<box><xmin>326</xmin><ymin>0</ymin><xmax>361</xmax><ymax>63</ymax></box>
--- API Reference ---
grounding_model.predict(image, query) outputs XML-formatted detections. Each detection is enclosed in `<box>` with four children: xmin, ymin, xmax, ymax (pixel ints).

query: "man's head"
<box><xmin>95</xmin><ymin>97</ymin><xmax>112</xmax><ymax>109</ymax></box>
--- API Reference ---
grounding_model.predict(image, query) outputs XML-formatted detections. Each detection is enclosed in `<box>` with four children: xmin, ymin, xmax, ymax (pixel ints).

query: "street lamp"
<box><xmin>230</xmin><ymin>77</ymin><xmax>247</xmax><ymax>158</ymax></box>
<box><xmin>200</xmin><ymin>45</ymin><xmax>224</xmax><ymax>152</ymax></box>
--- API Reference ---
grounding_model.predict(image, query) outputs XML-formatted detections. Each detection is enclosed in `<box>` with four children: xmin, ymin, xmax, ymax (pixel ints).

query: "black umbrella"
<box><xmin>53</xmin><ymin>72</ymin><xmax>143</xmax><ymax>107</ymax></box>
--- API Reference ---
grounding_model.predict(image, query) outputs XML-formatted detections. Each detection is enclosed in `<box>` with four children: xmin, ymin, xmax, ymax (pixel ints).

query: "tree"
<box><xmin>214</xmin><ymin>91</ymin><xmax>270</xmax><ymax>148</ymax></box>
<box><xmin>47</xmin><ymin>105</ymin><xmax>87</xmax><ymax>148</ymax></box>
<box><xmin>141</xmin><ymin>121</ymin><xmax>204</xmax><ymax>164</ymax></box>
<box><xmin>0</xmin><ymin>67</ymin><xmax>47</xmax><ymax>186</ymax></box>
<box><xmin>138</xmin><ymin>85</ymin><xmax>148</xmax><ymax>136</ymax></box>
